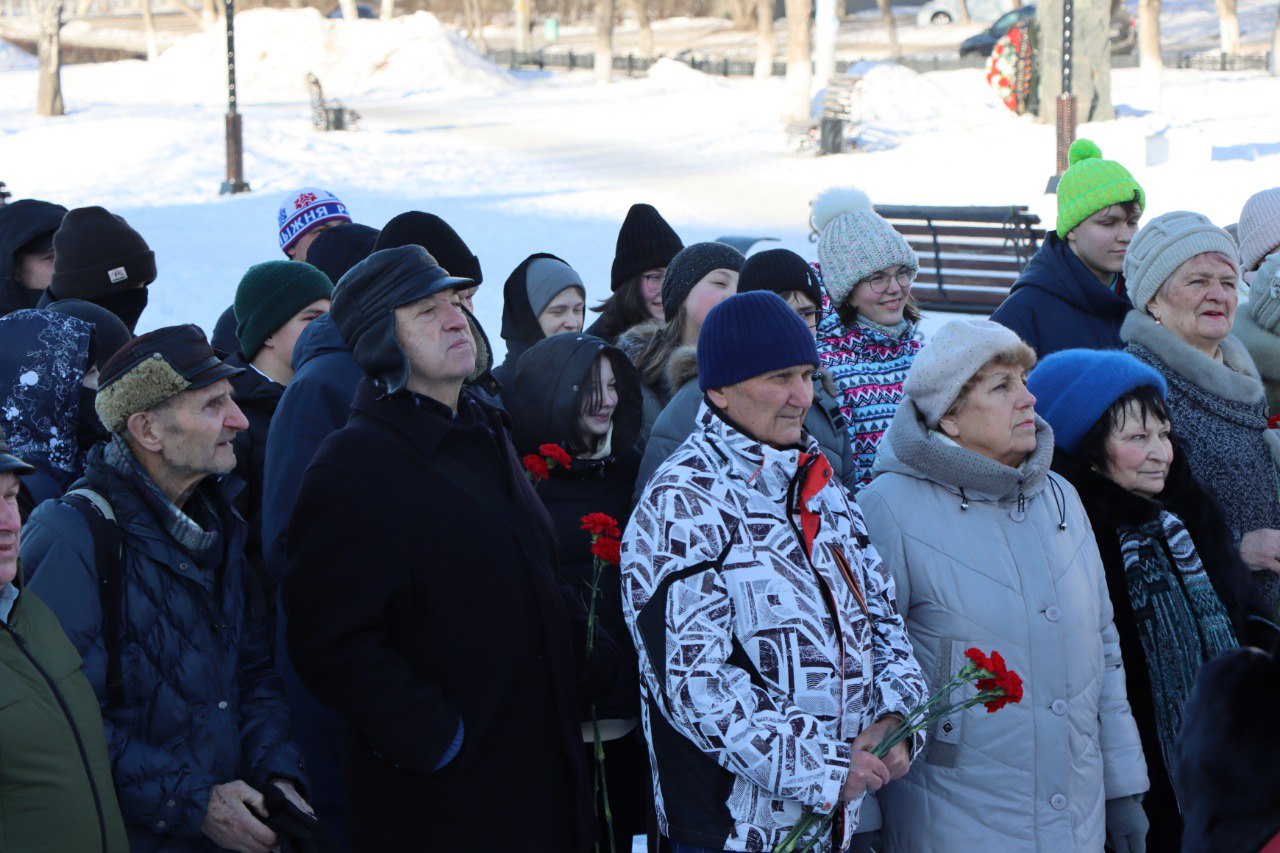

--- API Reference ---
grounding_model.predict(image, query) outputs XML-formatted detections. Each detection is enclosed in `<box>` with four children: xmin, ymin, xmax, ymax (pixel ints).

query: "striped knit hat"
<box><xmin>277</xmin><ymin>187</ymin><xmax>352</xmax><ymax>255</ymax></box>
<box><xmin>812</xmin><ymin>187</ymin><xmax>917</xmax><ymax>309</ymax></box>
<box><xmin>1056</xmin><ymin>139</ymin><xmax>1145</xmax><ymax>238</ymax></box>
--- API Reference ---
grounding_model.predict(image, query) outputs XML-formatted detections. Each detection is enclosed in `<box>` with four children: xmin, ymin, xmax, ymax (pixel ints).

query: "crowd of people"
<box><xmin>2</xmin><ymin>140</ymin><xmax>1280</xmax><ymax>853</ymax></box>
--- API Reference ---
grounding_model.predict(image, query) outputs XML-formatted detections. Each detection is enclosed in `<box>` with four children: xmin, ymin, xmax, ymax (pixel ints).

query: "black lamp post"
<box><xmin>1046</xmin><ymin>0</ymin><xmax>1077</xmax><ymax>193</ymax></box>
<box><xmin>220</xmin><ymin>0</ymin><xmax>250</xmax><ymax>195</ymax></box>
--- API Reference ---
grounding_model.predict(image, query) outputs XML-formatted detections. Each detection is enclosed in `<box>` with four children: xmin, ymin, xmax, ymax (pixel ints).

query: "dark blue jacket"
<box><xmin>21</xmin><ymin>438</ymin><xmax>305</xmax><ymax>850</ymax></box>
<box><xmin>990</xmin><ymin>233</ymin><xmax>1133</xmax><ymax>356</ymax></box>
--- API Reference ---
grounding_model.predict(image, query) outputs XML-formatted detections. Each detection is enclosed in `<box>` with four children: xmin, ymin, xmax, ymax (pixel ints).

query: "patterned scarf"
<box><xmin>1117</xmin><ymin>510</ymin><xmax>1238</xmax><ymax>789</ymax></box>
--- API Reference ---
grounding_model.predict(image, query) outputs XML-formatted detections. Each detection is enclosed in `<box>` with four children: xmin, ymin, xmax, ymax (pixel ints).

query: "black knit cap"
<box><xmin>306</xmin><ymin>223</ymin><xmax>381</xmax><ymax>286</ymax></box>
<box><xmin>50</xmin><ymin>206</ymin><xmax>156</xmax><ymax>300</ymax></box>
<box><xmin>661</xmin><ymin>241</ymin><xmax>745</xmax><ymax>320</ymax></box>
<box><xmin>611</xmin><ymin>203</ymin><xmax>683</xmax><ymax>292</ymax></box>
<box><xmin>43</xmin><ymin>298</ymin><xmax>133</xmax><ymax>371</ymax></box>
<box><xmin>738</xmin><ymin>248</ymin><xmax>824</xmax><ymax>309</ymax></box>
<box><xmin>374</xmin><ymin>211</ymin><xmax>483</xmax><ymax>285</ymax></box>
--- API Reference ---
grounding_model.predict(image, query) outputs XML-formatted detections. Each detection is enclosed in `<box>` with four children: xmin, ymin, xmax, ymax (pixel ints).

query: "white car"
<box><xmin>916</xmin><ymin>0</ymin><xmax>1014</xmax><ymax>26</ymax></box>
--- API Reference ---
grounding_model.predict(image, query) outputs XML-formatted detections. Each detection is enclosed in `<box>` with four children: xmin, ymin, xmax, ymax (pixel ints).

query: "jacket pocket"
<box><xmin>923</xmin><ymin>637</ymin><xmax>963</xmax><ymax>769</ymax></box>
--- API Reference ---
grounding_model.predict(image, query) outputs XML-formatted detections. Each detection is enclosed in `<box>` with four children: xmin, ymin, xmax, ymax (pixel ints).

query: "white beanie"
<box><xmin>1123</xmin><ymin>211</ymin><xmax>1239</xmax><ymax>313</ymax></box>
<box><xmin>812</xmin><ymin>187</ymin><xmax>917</xmax><ymax>308</ymax></box>
<box><xmin>904</xmin><ymin>319</ymin><xmax>1026</xmax><ymax>427</ymax></box>
<box><xmin>1237</xmin><ymin>187</ymin><xmax>1280</xmax><ymax>272</ymax></box>
<box><xmin>1249</xmin><ymin>252</ymin><xmax>1280</xmax><ymax>333</ymax></box>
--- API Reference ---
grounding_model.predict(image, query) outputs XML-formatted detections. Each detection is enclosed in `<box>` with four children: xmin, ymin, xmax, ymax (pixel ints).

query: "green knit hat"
<box><xmin>1056</xmin><ymin>139</ymin><xmax>1146</xmax><ymax>239</ymax></box>
<box><xmin>234</xmin><ymin>261</ymin><xmax>334</xmax><ymax>359</ymax></box>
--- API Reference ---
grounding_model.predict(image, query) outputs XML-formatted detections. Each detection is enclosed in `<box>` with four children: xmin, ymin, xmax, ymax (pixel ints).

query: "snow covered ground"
<box><xmin>2</xmin><ymin>6</ymin><xmax>1279</xmax><ymax>352</ymax></box>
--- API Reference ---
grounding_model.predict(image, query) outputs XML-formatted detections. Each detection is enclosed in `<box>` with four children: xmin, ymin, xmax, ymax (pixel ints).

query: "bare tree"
<box><xmin>876</xmin><ymin>0</ymin><xmax>900</xmax><ymax>59</ymax></box>
<box><xmin>784</xmin><ymin>0</ymin><xmax>811</xmax><ymax>120</ymax></box>
<box><xmin>813</xmin><ymin>0</ymin><xmax>837</xmax><ymax>83</ymax></box>
<box><xmin>635</xmin><ymin>0</ymin><xmax>653</xmax><ymax>55</ymax></box>
<box><xmin>201</xmin><ymin>0</ymin><xmax>219</xmax><ymax>26</ymax></box>
<box><xmin>726</xmin><ymin>0</ymin><xmax>754</xmax><ymax>29</ymax></box>
<box><xmin>1216</xmin><ymin>0</ymin><xmax>1239</xmax><ymax>53</ymax></box>
<box><xmin>140</xmin><ymin>0</ymin><xmax>158</xmax><ymax>60</ymax></box>
<box><xmin>1139</xmin><ymin>0</ymin><xmax>1161</xmax><ymax>107</ymax></box>
<box><xmin>755</xmin><ymin>0</ymin><xmax>773</xmax><ymax>79</ymax></box>
<box><xmin>514</xmin><ymin>0</ymin><xmax>531</xmax><ymax>51</ymax></box>
<box><xmin>595</xmin><ymin>0</ymin><xmax>614</xmax><ymax>82</ymax></box>
<box><xmin>466</xmin><ymin>0</ymin><xmax>488</xmax><ymax>48</ymax></box>
<box><xmin>35</xmin><ymin>0</ymin><xmax>64</xmax><ymax>116</ymax></box>
<box><xmin>958</xmin><ymin>0</ymin><xmax>971</xmax><ymax>24</ymax></box>
<box><xmin>381</xmin><ymin>0</ymin><xmax>395</xmax><ymax>18</ymax></box>
<box><xmin>337</xmin><ymin>0</ymin><xmax>359</xmax><ymax>21</ymax></box>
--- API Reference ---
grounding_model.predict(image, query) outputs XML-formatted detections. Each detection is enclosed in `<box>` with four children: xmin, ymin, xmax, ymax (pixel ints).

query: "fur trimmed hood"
<box><xmin>616</xmin><ymin>320</ymin><xmax>659</xmax><ymax>365</ymax></box>
<box><xmin>1121</xmin><ymin>310</ymin><xmax>1266</xmax><ymax>404</ymax></box>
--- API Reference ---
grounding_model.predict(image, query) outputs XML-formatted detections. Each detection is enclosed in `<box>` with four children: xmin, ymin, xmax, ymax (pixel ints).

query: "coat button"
<box><xmin>1051</xmin><ymin>699</ymin><xmax>1067</xmax><ymax>716</ymax></box>
<box><xmin>1050</xmin><ymin>793</ymin><xmax>1067</xmax><ymax>811</ymax></box>
<box><xmin>1045</xmin><ymin>606</ymin><xmax>1061</xmax><ymax>622</ymax></box>
<box><xmin>166</xmin><ymin>799</ymin><xmax>176</xmax><ymax>808</ymax></box>
<box><xmin>218</xmin><ymin>700</ymin><xmax>228</xmax><ymax>710</ymax></box>
<box><xmin>178</xmin><ymin>563</ymin><xmax>188</xmax><ymax>572</ymax></box>
<box><xmin>156</xmin><ymin>820</ymin><xmax>167</xmax><ymax>829</ymax></box>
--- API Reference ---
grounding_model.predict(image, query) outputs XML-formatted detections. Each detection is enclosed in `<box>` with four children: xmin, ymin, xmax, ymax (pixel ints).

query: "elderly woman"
<box><xmin>1030</xmin><ymin>348</ymin><xmax>1266</xmax><ymax>850</ymax></box>
<box><xmin>1119</xmin><ymin>211</ymin><xmax>1280</xmax><ymax>612</ymax></box>
<box><xmin>856</xmin><ymin>319</ymin><xmax>1149</xmax><ymax>852</ymax></box>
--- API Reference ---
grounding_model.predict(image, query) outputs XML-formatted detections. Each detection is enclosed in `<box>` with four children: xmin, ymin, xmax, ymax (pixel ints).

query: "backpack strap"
<box><xmin>62</xmin><ymin>488</ymin><xmax>126</xmax><ymax>707</ymax></box>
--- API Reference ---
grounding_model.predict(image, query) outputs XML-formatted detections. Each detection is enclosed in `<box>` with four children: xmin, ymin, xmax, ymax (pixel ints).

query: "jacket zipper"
<box><xmin>2</xmin><ymin>612</ymin><xmax>110</xmax><ymax>853</ymax></box>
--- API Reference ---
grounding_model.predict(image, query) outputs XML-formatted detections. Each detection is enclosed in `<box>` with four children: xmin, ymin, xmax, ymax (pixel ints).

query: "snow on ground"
<box><xmin>0</xmin><ymin>37</ymin><xmax>35</xmax><ymax>70</ymax></box>
<box><xmin>1</xmin><ymin>7</ymin><xmax>1278</xmax><ymax>354</ymax></box>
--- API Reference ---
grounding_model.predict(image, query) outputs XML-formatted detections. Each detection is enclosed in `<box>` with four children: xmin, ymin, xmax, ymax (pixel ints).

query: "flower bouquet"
<box><xmin>774</xmin><ymin>648</ymin><xmax>1024</xmax><ymax>853</ymax></box>
<box><xmin>581</xmin><ymin>512</ymin><xmax>623</xmax><ymax>852</ymax></box>
<box><xmin>523</xmin><ymin>443</ymin><xmax>573</xmax><ymax>484</ymax></box>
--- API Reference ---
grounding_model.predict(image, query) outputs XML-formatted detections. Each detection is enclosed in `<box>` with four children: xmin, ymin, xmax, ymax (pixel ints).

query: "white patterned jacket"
<box><xmin>621</xmin><ymin>403</ymin><xmax>927</xmax><ymax>852</ymax></box>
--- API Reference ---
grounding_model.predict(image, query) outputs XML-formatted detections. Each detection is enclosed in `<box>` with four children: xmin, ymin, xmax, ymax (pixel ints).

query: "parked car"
<box><xmin>917</xmin><ymin>0</ymin><xmax>1013</xmax><ymax>26</ymax></box>
<box><xmin>958</xmin><ymin>3</ymin><xmax>1135</xmax><ymax>56</ymax></box>
<box><xmin>326</xmin><ymin>2</ymin><xmax>377</xmax><ymax>18</ymax></box>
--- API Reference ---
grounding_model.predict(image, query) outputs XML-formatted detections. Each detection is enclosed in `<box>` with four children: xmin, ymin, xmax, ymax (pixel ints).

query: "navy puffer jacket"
<box><xmin>22</xmin><ymin>437</ymin><xmax>305</xmax><ymax>850</ymax></box>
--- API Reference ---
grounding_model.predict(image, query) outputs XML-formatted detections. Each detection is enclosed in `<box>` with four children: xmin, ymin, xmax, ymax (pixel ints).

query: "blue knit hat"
<box><xmin>698</xmin><ymin>291</ymin><xmax>819</xmax><ymax>392</ymax></box>
<box><xmin>1028</xmin><ymin>349</ymin><xmax>1168</xmax><ymax>455</ymax></box>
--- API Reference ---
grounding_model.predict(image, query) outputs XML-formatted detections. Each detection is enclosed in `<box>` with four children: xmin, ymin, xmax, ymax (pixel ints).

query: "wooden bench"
<box><xmin>872</xmin><ymin>205</ymin><xmax>1045</xmax><ymax>314</ymax></box>
<box><xmin>306</xmin><ymin>73</ymin><xmax>360</xmax><ymax>132</ymax></box>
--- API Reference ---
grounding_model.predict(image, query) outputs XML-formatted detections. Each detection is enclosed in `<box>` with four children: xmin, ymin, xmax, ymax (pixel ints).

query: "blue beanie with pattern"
<box><xmin>698</xmin><ymin>291</ymin><xmax>819</xmax><ymax>392</ymax></box>
<box><xmin>1028</xmin><ymin>348</ymin><xmax>1167</xmax><ymax>455</ymax></box>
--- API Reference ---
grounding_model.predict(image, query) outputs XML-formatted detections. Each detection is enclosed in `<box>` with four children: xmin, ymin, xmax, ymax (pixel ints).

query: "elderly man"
<box><xmin>622</xmin><ymin>291</ymin><xmax>928</xmax><ymax>853</ymax></box>
<box><xmin>21</xmin><ymin>325</ymin><xmax>310</xmax><ymax>852</ymax></box>
<box><xmin>283</xmin><ymin>246</ymin><xmax>613</xmax><ymax>851</ymax></box>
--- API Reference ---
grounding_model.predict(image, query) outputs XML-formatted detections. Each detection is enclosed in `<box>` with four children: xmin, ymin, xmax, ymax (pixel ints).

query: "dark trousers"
<box><xmin>588</xmin><ymin>728</ymin><xmax>649</xmax><ymax>852</ymax></box>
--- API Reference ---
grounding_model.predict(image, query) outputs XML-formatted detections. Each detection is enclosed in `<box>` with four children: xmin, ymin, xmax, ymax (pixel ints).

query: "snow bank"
<box><xmin>644</xmin><ymin>57</ymin><xmax>732</xmax><ymax>89</ymax></box>
<box><xmin>154</xmin><ymin>9</ymin><xmax>514</xmax><ymax>104</ymax></box>
<box><xmin>0</xmin><ymin>39</ymin><xmax>37</xmax><ymax>72</ymax></box>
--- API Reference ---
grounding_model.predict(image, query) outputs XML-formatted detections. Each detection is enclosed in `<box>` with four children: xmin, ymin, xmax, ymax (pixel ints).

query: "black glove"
<box><xmin>261</xmin><ymin>783</ymin><xmax>339</xmax><ymax>853</ymax></box>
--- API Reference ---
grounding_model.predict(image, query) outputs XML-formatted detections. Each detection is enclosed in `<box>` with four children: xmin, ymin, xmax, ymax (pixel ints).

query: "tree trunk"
<box><xmin>36</xmin><ymin>0</ymin><xmax>63</xmax><ymax>117</ymax></box>
<box><xmin>380</xmin><ymin>0</ymin><xmax>394</xmax><ymax>19</ymax></box>
<box><xmin>140</xmin><ymin>0</ymin><xmax>158</xmax><ymax>60</ymax></box>
<box><xmin>876</xmin><ymin>0</ymin><xmax>900</xmax><ymax>59</ymax></box>
<box><xmin>1037</xmin><ymin>0</ymin><xmax>1113</xmax><ymax>122</ymax></box>
<box><xmin>636</xmin><ymin>0</ymin><xmax>653</xmax><ymax>55</ymax></box>
<box><xmin>202</xmin><ymin>0</ymin><xmax>219</xmax><ymax>25</ymax></box>
<box><xmin>1271</xmin><ymin>2</ymin><xmax>1280</xmax><ymax>76</ymax></box>
<box><xmin>337</xmin><ymin>0</ymin><xmax>359</xmax><ymax>21</ymax></box>
<box><xmin>958</xmin><ymin>0</ymin><xmax>971</xmax><ymax>25</ymax></box>
<box><xmin>784</xmin><ymin>0</ymin><xmax>812</xmax><ymax>120</ymax></box>
<box><xmin>813</xmin><ymin>0</ymin><xmax>837</xmax><ymax>82</ymax></box>
<box><xmin>514</xmin><ymin>0</ymin><xmax>531</xmax><ymax>51</ymax></box>
<box><xmin>467</xmin><ymin>0</ymin><xmax>487</xmax><ymax>49</ymax></box>
<box><xmin>1139</xmin><ymin>0</ymin><xmax>1161</xmax><ymax>108</ymax></box>
<box><xmin>595</xmin><ymin>0</ymin><xmax>613</xmax><ymax>82</ymax></box>
<box><xmin>728</xmin><ymin>0</ymin><xmax>754</xmax><ymax>29</ymax></box>
<box><xmin>754</xmin><ymin>0</ymin><xmax>773</xmax><ymax>79</ymax></box>
<box><xmin>1215</xmin><ymin>0</ymin><xmax>1239</xmax><ymax>53</ymax></box>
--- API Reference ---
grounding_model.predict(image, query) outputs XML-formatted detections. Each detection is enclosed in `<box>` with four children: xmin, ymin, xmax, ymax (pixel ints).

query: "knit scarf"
<box><xmin>816</xmin><ymin>311</ymin><xmax>923</xmax><ymax>490</ymax></box>
<box><xmin>1117</xmin><ymin>510</ymin><xmax>1237</xmax><ymax>793</ymax></box>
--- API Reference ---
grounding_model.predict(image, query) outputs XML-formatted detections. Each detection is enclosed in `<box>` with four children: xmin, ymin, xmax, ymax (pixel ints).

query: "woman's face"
<box><xmin>681</xmin><ymin>268</ymin><xmax>739</xmax><ymax>345</ymax></box>
<box><xmin>1101</xmin><ymin>401</ymin><xmax>1173</xmax><ymax>498</ymax></box>
<box><xmin>1147</xmin><ymin>253</ymin><xmax>1239</xmax><ymax>354</ymax></box>
<box><xmin>640</xmin><ymin>269</ymin><xmax>666</xmax><ymax>322</ymax></box>
<box><xmin>849</xmin><ymin>265</ymin><xmax>913</xmax><ymax>326</ymax></box>
<box><xmin>939</xmin><ymin>361</ymin><xmax>1038</xmax><ymax>468</ymax></box>
<box><xmin>577</xmin><ymin>356</ymin><xmax>619</xmax><ymax>446</ymax></box>
<box><xmin>783</xmin><ymin>290</ymin><xmax>820</xmax><ymax>337</ymax></box>
<box><xmin>538</xmin><ymin>287</ymin><xmax>586</xmax><ymax>338</ymax></box>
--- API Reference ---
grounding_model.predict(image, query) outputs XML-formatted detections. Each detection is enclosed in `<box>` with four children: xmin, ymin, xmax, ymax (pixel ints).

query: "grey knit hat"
<box><xmin>904</xmin><ymin>318</ymin><xmax>1026</xmax><ymax>428</ymax></box>
<box><xmin>1249</xmin><ymin>252</ymin><xmax>1280</xmax><ymax>333</ymax></box>
<box><xmin>1238</xmin><ymin>187</ymin><xmax>1280</xmax><ymax>272</ymax></box>
<box><xmin>811</xmin><ymin>186</ymin><xmax>917</xmax><ymax>308</ymax></box>
<box><xmin>661</xmin><ymin>242</ymin><xmax>745</xmax><ymax>319</ymax></box>
<box><xmin>1124</xmin><ymin>211</ymin><xmax>1239</xmax><ymax>313</ymax></box>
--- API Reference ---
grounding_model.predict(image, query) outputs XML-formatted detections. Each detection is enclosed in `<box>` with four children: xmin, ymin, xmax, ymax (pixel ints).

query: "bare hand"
<box><xmin>201</xmin><ymin>780</ymin><xmax>277</xmax><ymax>853</ymax></box>
<box><xmin>1239</xmin><ymin>529</ymin><xmax>1280</xmax><ymax>576</ymax></box>
<box><xmin>840</xmin><ymin>751</ymin><xmax>891</xmax><ymax>802</ymax></box>
<box><xmin>850</xmin><ymin>715</ymin><xmax>911</xmax><ymax>781</ymax></box>
<box><xmin>272</xmin><ymin>778</ymin><xmax>316</xmax><ymax>818</ymax></box>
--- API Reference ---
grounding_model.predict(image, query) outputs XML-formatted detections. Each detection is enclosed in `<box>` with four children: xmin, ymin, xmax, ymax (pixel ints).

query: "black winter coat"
<box><xmin>283</xmin><ymin>381</ymin><xmax>612</xmax><ymax>852</ymax></box>
<box><xmin>1050</xmin><ymin>446</ymin><xmax>1267</xmax><ymax>850</ymax></box>
<box><xmin>492</xmin><ymin>252</ymin><xmax>569</xmax><ymax>388</ymax></box>
<box><xmin>991</xmin><ymin>233</ymin><xmax>1133</xmax><ymax>357</ymax></box>
<box><xmin>0</xmin><ymin>199</ymin><xmax>66</xmax><ymax>318</ymax></box>
<box><xmin>506</xmin><ymin>333</ymin><xmax>642</xmax><ymax>720</ymax></box>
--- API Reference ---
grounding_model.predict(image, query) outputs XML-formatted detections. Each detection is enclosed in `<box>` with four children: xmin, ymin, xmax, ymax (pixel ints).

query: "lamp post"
<box><xmin>220</xmin><ymin>0</ymin><xmax>250</xmax><ymax>195</ymax></box>
<box><xmin>1046</xmin><ymin>0</ymin><xmax>1076</xmax><ymax>193</ymax></box>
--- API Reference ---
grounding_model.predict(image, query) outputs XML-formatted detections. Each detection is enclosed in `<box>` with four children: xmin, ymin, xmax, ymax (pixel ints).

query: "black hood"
<box><xmin>504</xmin><ymin>333</ymin><xmax>641</xmax><ymax>457</ymax></box>
<box><xmin>1008</xmin><ymin>233</ymin><xmax>1132</xmax><ymax>320</ymax></box>
<box><xmin>499</xmin><ymin>252</ymin><xmax>568</xmax><ymax>364</ymax></box>
<box><xmin>0</xmin><ymin>199</ymin><xmax>67</xmax><ymax>288</ymax></box>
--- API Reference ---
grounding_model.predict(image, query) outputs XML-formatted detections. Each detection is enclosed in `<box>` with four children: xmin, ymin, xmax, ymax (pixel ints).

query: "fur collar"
<box><xmin>664</xmin><ymin>345</ymin><xmax>699</xmax><ymax>394</ymax></box>
<box><xmin>616</xmin><ymin>321</ymin><xmax>659</xmax><ymax>365</ymax></box>
<box><xmin>1122</xmin><ymin>310</ymin><xmax>1265</xmax><ymax>404</ymax></box>
<box><xmin>1229</xmin><ymin>306</ymin><xmax>1280</xmax><ymax>384</ymax></box>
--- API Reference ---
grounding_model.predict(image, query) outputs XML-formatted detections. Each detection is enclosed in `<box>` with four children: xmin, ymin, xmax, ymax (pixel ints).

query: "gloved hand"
<box><xmin>1105</xmin><ymin>794</ymin><xmax>1148</xmax><ymax>853</ymax></box>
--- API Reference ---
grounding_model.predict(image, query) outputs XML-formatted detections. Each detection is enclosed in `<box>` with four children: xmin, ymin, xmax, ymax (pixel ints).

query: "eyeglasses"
<box><xmin>795</xmin><ymin>307</ymin><xmax>820</xmax><ymax>328</ymax></box>
<box><xmin>642</xmin><ymin>272</ymin><xmax>666</xmax><ymax>285</ymax></box>
<box><xmin>858</xmin><ymin>268</ymin><xmax>915</xmax><ymax>294</ymax></box>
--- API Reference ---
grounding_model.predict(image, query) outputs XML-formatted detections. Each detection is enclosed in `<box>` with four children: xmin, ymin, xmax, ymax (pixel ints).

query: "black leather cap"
<box><xmin>100</xmin><ymin>324</ymin><xmax>241</xmax><ymax>393</ymax></box>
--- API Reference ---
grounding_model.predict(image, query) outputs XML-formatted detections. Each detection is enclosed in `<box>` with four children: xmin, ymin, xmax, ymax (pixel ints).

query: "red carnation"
<box><xmin>590</xmin><ymin>536</ymin><xmax>622</xmax><ymax>567</ymax></box>
<box><xmin>523</xmin><ymin>454</ymin><xmax>549</xmax><ymax>481</ymax></box>
<box><xmin>540</xmin><ymin>443</ymin><xmax>573</xmax><ymax>469</ymax></box>
<box><xmin>974</xmin><ymin>650</ymin><xmax>1023</xmax><ymax>713</ymax></box>
<box><xmin>580</xmin><ymin>512</ymin><xmax>622</xmax><ymax>539</ymax></box>
<box><xmin>963</xmin><ymin>647</ymin><xmax>993</xmax><ymax>673</ymax></box>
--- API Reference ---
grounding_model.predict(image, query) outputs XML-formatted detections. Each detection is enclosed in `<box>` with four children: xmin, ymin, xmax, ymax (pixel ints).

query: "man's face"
<box><xmin>287</xmin><ymin>223</ymin><xmax>337</xmax><ymax>262</ymax></box>
<box><xmin>707</xmin><ymin>364</ymin><xmax>815</xmax><ymax>449</ymax></box>
<box><xmin>393</xmin><ymin>289</ymin><xmax>476</xmax><ymax>400</ymax></box>
<box><xmin>263</xmin><ymin>298</ymin><xmax>330</xmax><ymax>365</ymax></box>
<box><xmin>14</xmin><ymin>245</ymin><xmax>55</xmax><ymax>291</ymax></box>
<box><xmin>152</xmin><ymin>380</ymin><xmax>248</xmax><ymax>479</ymax></box>
<box><xmin>0</xmin><ymin>472</ymin><xmax>20</xmax><ymax>588</ymax></box>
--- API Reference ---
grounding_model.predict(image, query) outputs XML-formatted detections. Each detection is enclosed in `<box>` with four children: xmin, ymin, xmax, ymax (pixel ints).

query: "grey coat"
<box><xmin>633</xmin><ymin>345</ymin><xmax>859</xmax><ymax>504</ymax></box>
<box><xmin>856</xmin><ymin>401</ymin><xmax>1148</xmax><ymax>852</ymax></box>
<box><xmin>1122</xmin><ymin>310</ymin><xmax>1280</xmax><ymax>610</ymax></box>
